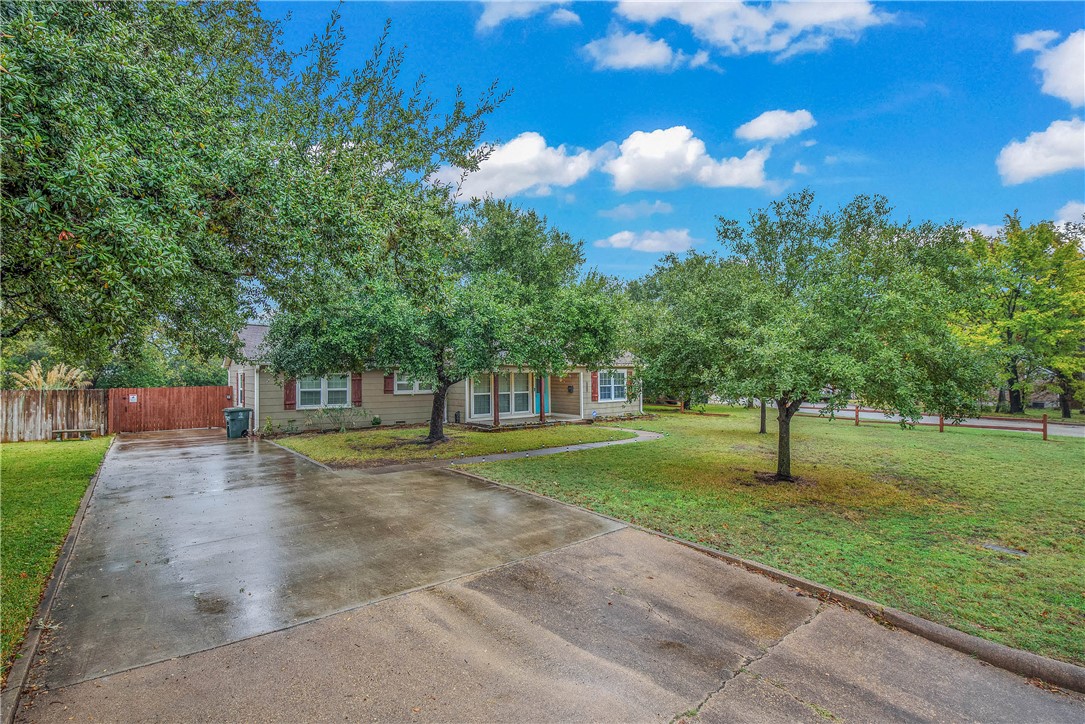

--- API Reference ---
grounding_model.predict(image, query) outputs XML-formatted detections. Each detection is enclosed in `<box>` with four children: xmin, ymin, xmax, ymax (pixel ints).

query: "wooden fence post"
<box><xmin>854</xmin><ymin>404</ymin><xmax>860</xmax><ymax>426</ymax></box>
<box><xmin>939</xmin><ymin>414</ymin><xmax>944</xmax><ymax>433</ymax></box>
<box><xmin>1042</xmin><ymin>413</ymin><xmax>1048</xmax><ymax>441</ymax></box>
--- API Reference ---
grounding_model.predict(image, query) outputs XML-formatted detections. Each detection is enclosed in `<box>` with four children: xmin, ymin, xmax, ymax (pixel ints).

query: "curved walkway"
<box><xmin>451</xmin><ymin>427</ymin><xmax>663</xmax><ymax>466</ymax></box>
<box><xmin>329</xmin><ymin>427</ymin><xmax>664</xmax><ymax>475</ymax></box>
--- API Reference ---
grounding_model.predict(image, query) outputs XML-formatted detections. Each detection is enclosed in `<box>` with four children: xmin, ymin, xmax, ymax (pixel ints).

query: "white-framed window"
<box><xmin>472</xmin><ymin>375</ymin><xmax>492</xmax><ymax>416</ymax></box>
<box><xmin>394</xmin><ymin>373</ymin><xmax>432</xmax><ymax>395</ymax></box>
<box><xmin>474</xmin><ymin>373</ymin><xmax>532</xmax><ymax>417</ymax></box>
<box><xmin>599</xmin><ymin>370</ymin><xmax>627</xmax><ymax>401</ymax></box>
<box><xmin>297</xmin><ymin>374</ymin><xmax>351</xmax><ymax>409</ymax></box>
<box><xmin>497</xmin><ymin>373</ymin><xmax>531</xmax><ymax>414</ymax></box>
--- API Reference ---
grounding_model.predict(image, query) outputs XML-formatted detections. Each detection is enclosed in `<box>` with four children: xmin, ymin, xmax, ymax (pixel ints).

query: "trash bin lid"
<box><xmin>224</xmin><ymin>407</ymin><xmax>253</xmax><ymax>413</ymax></box>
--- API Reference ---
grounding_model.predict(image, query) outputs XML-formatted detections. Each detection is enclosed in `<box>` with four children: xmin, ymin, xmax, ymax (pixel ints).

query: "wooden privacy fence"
<box><xmin>0</xmin><ymin>386</ymin><xmax>235</xmax><ymax>441</ymax></box>
<box><xmin>1</xmin><ymin>390</ymin><xmax>108</xmax><ymax>442</ymax></box>
<box><xmin>798</xmin><ymin>404</ymin><xmax>1052</xmax><ymax>440</ymax></box>
<box><xmin>107</xmin><ymin>386</ymin><xmax>233</xmax><ymax>433</ymax></box>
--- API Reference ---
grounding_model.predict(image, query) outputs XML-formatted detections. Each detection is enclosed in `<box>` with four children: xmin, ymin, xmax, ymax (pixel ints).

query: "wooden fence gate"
<box><xmin>108</xmin><ymin>386</ymin><xmax>234</xmax><ymax>433</ymax></box>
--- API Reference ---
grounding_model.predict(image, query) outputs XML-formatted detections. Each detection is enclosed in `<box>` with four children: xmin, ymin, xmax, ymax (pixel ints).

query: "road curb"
<box><xmin>1</xmin><ymin>436</ymin><xmax>115</xmax><ymax>724</ymax></box>
<box><xmin>447</xmin><ymin>467</ymin><xmax>1085</xmax><ymax>695</ymax></box>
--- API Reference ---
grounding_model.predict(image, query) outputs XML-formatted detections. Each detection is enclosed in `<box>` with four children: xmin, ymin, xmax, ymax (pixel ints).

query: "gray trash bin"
<box><xmin>224</xmin><ymin>407</ymin><xmax>253</xmax><ymax>439</ymax></box>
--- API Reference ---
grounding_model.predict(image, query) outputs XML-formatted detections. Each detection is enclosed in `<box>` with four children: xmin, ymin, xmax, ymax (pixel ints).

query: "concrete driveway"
<box><xmin>15</xmin><ymin>430</ymin><xmax>1085</xmax><ymax>722</ymax></box>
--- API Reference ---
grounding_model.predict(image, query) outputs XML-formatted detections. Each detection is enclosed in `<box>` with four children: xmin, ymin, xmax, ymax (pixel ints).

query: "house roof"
<box><xmin>238</xmin><ymin>324</ymin><xmax>269</xmax><ymax>363</ymax></box>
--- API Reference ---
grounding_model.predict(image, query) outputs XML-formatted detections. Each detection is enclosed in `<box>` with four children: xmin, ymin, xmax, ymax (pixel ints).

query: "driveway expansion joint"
<box><xmin>673</xmin><ymin>603</ymin><xmax>827</xmax><ymax>723</ymax></box>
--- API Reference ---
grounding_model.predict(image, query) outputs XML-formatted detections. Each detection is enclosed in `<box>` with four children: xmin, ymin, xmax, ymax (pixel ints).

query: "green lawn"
<box><xmin>1</xmin><ymin>436</ymin><xmax>111</xmax><ymax>685</ymax></box>
<box><xmin>467</xmin><ymin>408</ymin><xmax>1085</xmax><ymax>665</ymax></box>
<box><xmin>277</xmin><ymin>423</ymin><xmax>636</xmax><ymax>468</ymax></box>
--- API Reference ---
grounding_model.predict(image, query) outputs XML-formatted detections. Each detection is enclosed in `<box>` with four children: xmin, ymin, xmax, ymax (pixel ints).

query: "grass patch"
<box><xmin>1</xmin><ymin>436</ymin><xmax>111</xmax><ymax>685</ymax></box>
<box><xmin>276</xmin><ymin>423</ymin><xmax>636</xmax><ymax>468</ymax></box>
<box><xmin>467</xmin><ymin>408</ymin><xmax>1085</xmax><ymax>664</ymax></box>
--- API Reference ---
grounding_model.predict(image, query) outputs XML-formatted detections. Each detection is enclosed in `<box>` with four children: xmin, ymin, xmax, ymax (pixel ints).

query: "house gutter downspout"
<box><xmin>253</xmin><ymin>367</ymin><xmax>261</xmax><ymax>433</ymax></box>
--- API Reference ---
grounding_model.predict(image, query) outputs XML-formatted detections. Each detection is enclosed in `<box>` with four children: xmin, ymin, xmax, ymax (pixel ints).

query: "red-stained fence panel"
<box><xmin>108</xmin><ymin>386</ymin><xmax>234</xmax><ymax>433</ymax></box>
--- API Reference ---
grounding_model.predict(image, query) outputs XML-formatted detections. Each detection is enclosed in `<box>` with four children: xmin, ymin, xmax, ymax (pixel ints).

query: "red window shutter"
<box><xmin>284</xmin><ymin>378</ymin><xmax>296</xmax><ymax>410</ymax></box>
<box><xmin>591</xmin><ymin>371</ymin><xmax>599</xmax><ymax>402</ymax></box>
<box><xmin>352</xmin><ymin>373</ymin><xmax>363</xmax><ymax>406</ymax></box>
<box><xmin>383</xmin><ymin>374</ymin><xmax>394</xmax><ymax>394</ymax></box>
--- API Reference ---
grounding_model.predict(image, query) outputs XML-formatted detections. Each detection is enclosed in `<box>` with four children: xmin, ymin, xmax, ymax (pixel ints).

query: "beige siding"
<box><xmin>550</xmin><ymin>373</ymin><xmax>582</xmax><ymax>416</ymax></box>
<box><xmin>581</xmin><ymin>367</ymin><xmax>642</xmax><ymax>418</ymax></box>
<box><xmin>446</xmin><ymin>380</ymin><xmax>468</xmax><ymax>424</ymax></box>
<box><xmin>255</xmin><ymin>370</ymin><xmax>440</xmax><ymax>431</ymax></box>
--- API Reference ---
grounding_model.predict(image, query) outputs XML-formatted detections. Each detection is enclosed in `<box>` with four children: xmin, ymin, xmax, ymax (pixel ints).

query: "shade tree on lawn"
<box><xmin>1</xmin><ymin>2</ymin><xmax>503</xmax><ymax>365</ymax></box>
<box><xmin>964</xmin><ymin>216</ymin><xmax>1085</xmax><ymax>417</ymax></box>
<box><xmin>265</xmin><ymin>201</ymin><xmax>622</xmax><ymax>443</ymax></box>
<box><xmin>627</xmin><ymin>252</ymin><xmax>744</xmax><ymax>410</ymax></box>
<box><xmin>712</xmin><ymin>190</ymin><xmax>993</xmax><ymax>481</ymax></box>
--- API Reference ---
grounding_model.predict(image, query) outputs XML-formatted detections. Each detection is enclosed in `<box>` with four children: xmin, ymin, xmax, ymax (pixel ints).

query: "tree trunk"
<box><xmin>424</xmin><ymin>383</ymin><xmax>450</xmax><ymax>443</ymax></box>
<box><xmin>759</xmin><ymin>399</ymin><xmax>767</xmax><ymax>434</ymax></box>
<box><xmin>775</xmin><ymin>397</ymin><xmax>803</xmax><ymax>481</ymax></box>
<box><xmin>1057</xmin><ymin>373</ymin><xmax>1073</xmax><ymax>419</ymax></box>
<box><xmin>996</xmin><ymin>387</ymin><xmax>1006</xmax><ymax>413</ymax></box>
<box><xmin>1007</xmin><ymin>364</ymin><xmax>1024</xmax><ymax>414</ymax></box>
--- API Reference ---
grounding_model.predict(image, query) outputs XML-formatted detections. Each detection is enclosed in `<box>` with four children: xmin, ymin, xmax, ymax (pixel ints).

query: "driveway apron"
<box><xmin>35</xmin><ymin>429</ymin><xmax>619</xmax><ymax>688</ymax></box>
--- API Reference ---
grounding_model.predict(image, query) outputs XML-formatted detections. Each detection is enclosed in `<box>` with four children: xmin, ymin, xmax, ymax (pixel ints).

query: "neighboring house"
<box><xmin>224</xmin><ymin>324</ymin><xmax>642</xmax><ymax>433</ymax></box>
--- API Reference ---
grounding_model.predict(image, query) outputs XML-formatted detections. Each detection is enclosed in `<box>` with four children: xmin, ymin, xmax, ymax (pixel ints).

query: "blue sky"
<box><xmin>262</xmin><ymin>1</ymin><xmax>1085</xmax><ymax>278</ymax></box>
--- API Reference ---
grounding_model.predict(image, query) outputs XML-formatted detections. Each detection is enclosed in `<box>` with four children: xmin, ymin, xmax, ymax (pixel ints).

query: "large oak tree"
<box><xmin>1</xmin><ymin>2</ymin><xmax>502</xmax><ymax>364</ymax></box>
<box><xmin>264</xmin><ymin>201</ymin><xmax>622</xmax><ymax>442</ymax></box>
<box><xmin>716</xmin><ymin>191</ymin><xmax>993</xmax><ymax>479</ymax></box>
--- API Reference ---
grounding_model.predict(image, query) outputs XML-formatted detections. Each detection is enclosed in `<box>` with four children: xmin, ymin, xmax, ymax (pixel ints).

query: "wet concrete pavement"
<box><xmin>16</xmin><ymin>430</ymin><xmax>1085</xmax><ymax>722</ymax></box>
<box><xmin>31</xmin><ymin>430</ymin><xmax>618</xmax><ymax>689</ymax></box>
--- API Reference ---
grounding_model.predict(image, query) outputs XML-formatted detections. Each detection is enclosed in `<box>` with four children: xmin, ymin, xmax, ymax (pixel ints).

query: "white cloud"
<box><xmin>549</xmin><ymin>7</ymin><xmax>581</xmax><ymax>26</ymax></box>
<box><xmin>583</xmin><ymin>29</ymin><xmax>681</xmax><ymax>70</ymax></box>
<box><xmin>1014</xmin><ymin>30</ymin><xmax>1060</xmax><ymax>53</ymax></box>
<box><xmin>599</xmin><ymin>200</ymin><xmax>674</xmax><ymax>220</ymax></box>
<box><xmin>1015</xmin><ymin>29</ymin><xmax>1084</xmax><ymax>106</ymax></box>
<box><xmin>792</xmin><ymin>161</ymin><xmax>811</xmax><ymax>175</ymax></box>
<box><xmin>477</xmin><ymin>2</ymin><xmax>563</xmax><ymax>32</ymax></box>
<box><xmin>583</xmin><ymin>28</ymin><xmax>721</xmax><ymax>71</ymax></box>
<box><xmin>736</xmin><ymin>109</ymin><xmax>816</xmax><ymax>141</ymax></box>
<box><xmin>438</xmin><ymin>132</ymin><xmax>604</xmax><ymax>199</ymax></box>
<box><xmin>1056</xmin><ymin>200</ymin><xmax>1085</xmax><ymax>224</ymax></box>
<box><xmin>594</xmin><ymin>228</ymin><xmax>697</xmax><ymax>253</ymax></box>
<box><xmin>604</xmin><ymin>125</ymin><xmax>770</xmax><ymax>191</ymax></box>
<box><xmin>616</xmin><ymin>1</ymin><xmax>892</xmax><ymax>60</ymax></box>
<box><xmin>996</xmin><ymin>117</ymin><xmax>1085</xmax><ymax>185</ymax></box>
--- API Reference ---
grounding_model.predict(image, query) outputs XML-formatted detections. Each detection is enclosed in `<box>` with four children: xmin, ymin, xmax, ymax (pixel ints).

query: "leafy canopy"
<box><xmin>714</xmin><ymin>189</ymin><xmax>992</xmax><ymax>421</ymax></box>
<box><xmin>1</xmin><ymin>1</ymin><xmax>502</xmax><ymax>361</ymax></box>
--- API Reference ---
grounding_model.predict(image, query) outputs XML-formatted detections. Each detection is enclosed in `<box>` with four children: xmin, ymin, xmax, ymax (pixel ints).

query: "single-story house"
<box><xmin>225</xmin><ymin>324</ymin><xmax>642</xmax><ymax>433</ymax></box>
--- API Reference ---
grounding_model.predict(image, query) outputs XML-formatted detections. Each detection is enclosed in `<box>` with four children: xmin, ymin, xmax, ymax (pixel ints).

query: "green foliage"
<box><xmin>265</xmin><ymin>200</ymin><xmax>622</xmax><ymax>440</ymax></box>
<box><xmin>964</xmin><ymin>216</ymin><xmax>1085</xmax><ymax>412</ymax></box>
<box><xmin>1</xmin><ymin>2</ymin><xmax>502</xmax><ymax>360</ymax></box>
<box><xmin>633</xmin><ymin>190</ymin><xmax>992</xmax><ymax>478</ymax></box>
<box><xmin>627</xmin><ymin>252</ymin><xmax>742</xmax><ymax>404</ymax></box>
<box><xmin>716</xmin><ymin>190</ymin><xmax>989</xmax><ymax>421</ymax></box>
